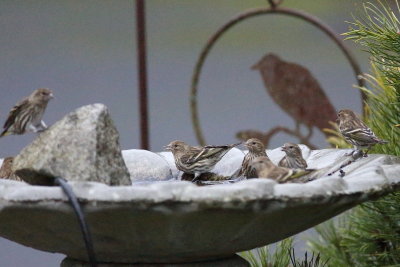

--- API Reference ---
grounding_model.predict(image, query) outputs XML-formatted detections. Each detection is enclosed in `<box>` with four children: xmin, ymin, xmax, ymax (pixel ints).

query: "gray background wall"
<box><xmin>0</xmin><ymin>1</ymin><xmax>367</xmax><ymax>266</ymax></box>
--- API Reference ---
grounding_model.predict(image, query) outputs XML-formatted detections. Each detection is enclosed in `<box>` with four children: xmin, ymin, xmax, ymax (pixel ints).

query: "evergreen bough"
<box><xmin>308</xmin><ymin>1</ymin><xmax>400</xmax><ymax>266</ymax></box>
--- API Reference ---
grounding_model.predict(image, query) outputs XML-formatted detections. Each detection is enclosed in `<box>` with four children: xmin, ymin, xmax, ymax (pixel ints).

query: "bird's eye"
<box><xmin>252</xmin><ymin>142</ymin><xmax>256</xmax><ymax>145</ymax></box>
<box><xmin>289</xmin><ymin>146</ymin><xmax>293</xmax><ymax>149</ymax></box>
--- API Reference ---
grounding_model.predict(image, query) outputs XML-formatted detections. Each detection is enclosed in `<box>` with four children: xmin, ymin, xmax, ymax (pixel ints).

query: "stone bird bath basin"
<box><xmin>0</xmin><ymin>146</ymin><xmax>399</xmax><ymax>265</ymax></box>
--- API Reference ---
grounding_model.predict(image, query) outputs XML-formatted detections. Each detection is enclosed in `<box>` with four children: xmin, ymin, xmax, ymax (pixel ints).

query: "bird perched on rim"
<box><xmin>165</xmin><ymin>140</ymin><xmax>241</xmax><ymax>178</ymax></box>
<box><xmin>337</xmin><ymin>109</ymin><xmax>388</xmax><ymax>156</ymax></box>
<box><xmin>1</xmin><ymin>88</ymin><xmax>54</xmax><ymax>137</ymax></box>
<box><xmin>0</xmin><ymin>157</ymin><xmax>22</xmax><ymax>181</ymax></box>
<box><xmin>278</xmin><ymin>142</ymin><xmax>307</xmax><ymax>169</ymax></box>
<box><xmin>252</xmin><ymin>53</ymin><xmax>337</xmax><ymax>137</ymax></box>
<box><xmin>251</xmin><ymin>156</ymin><xmax>312</xmax><ymax>183</ymax></box>
<box><xmin>237</xmin><ymin>138</ymin><xmax>270</xmax><ymax>178</ymax></box>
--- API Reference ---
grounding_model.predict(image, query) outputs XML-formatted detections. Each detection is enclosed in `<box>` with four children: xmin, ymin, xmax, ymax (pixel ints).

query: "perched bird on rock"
<box><xmin>1</xmin><ymin>88</ymin><xmax>54</xmax><ymax>137</ymax></box>
<box><xmin>238</xmin><ymin>138</ymin><xmax>270</xmax><ymax>178</ymax></box>
<box><xmin>278</xmin><ymin>143</ymin><xmax>307</xmax><ymax>169</ymax></box>
<box><xmin>165</xmin><ymin>140</ymin><xmax>241</xmax><ymax>178</ymax></box>
<box><xmin>251</xmin><ymin>156</ymin><xmax>312</xmax><ymax>183</ymax></box>
<box><xmin>337</xmin><ymin>109</ymin><xmax>388</xmax><ymax>156</ymax></box>
<box><xmin>0</xmin><ymin>157</ymin><xmax>22</xmax><ymax>181</ymax></box>
<box><xmin>252</xmin><ymin>53</ymin><xmax>337</xmax><ymax>136</ymax></box>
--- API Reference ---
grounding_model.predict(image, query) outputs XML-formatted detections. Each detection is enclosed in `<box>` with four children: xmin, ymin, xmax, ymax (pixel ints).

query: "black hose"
<box><xmin>54</xmin><ymin>177</ymin><xmax>97</xmax><ymax>267</ymax></box>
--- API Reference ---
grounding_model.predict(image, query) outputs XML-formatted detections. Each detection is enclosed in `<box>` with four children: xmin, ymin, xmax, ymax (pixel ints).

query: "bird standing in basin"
<box><xmin>251</xmin><ymin>156</ymin><xmax>312</xmax><ymax>183</ymax></box>
<box><xmin>238</xmin><ymin>138</ymin><xmax>270</xmax><ymax>178</ymax></box>
<box><xmin>1</xmin><ymin>88</ymin><xmax>54</xmax><ymax>137</ymax></box>
<box><xmin>0</xmin><ymin>157</ymin><xmax>21</xmax><ymax>181</ymax></box>
<box><xmin>165</xmin><ymin>140</ymin><xmax>241</xmax><ymax>178</ymax></box>
<box><xmin>278</xmin><ymin>143</ymin><xmax>307</xmax><ymax>169</ymax></box>
<box><xmin>337</xmin><ymin>109</ymin><xmax>388</xmax><ymax>156</ymax></box>
<box><xmin>252</xmin><ymin>53</ymin><xmax>337</xmax><ymax>138</ymax></box>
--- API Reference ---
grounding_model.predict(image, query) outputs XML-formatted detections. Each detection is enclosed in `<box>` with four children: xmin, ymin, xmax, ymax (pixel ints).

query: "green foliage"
<box><xmin>309</xmin><ymin>1</ymin><xmax>400</xmax><ymax>267</ymax></box>
<box><xmin>240</xmin><ymin>238</ymin><xmax>329</xmax><ymax>267</ymax></box>
<box><xmin>239</xmin><ymin>238</ymin><xmax>293</xmax><ymax>267</ymax></box>
<box><xmin>289</xmin><ymin>248</ymin><xmax>329</xmax><ymax>267</ymax></box>
<box><xmin>361</xmin><ymin>63</ymin><xmax>400</xmax><ymax>156</ymax></box>
<box><xmin>307</xmin><ymin>218</ymin><xmax>354</xmax><ymax>267</ymax></box>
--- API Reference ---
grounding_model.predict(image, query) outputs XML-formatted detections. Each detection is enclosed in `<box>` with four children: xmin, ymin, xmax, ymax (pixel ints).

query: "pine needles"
<box><xmin>309</xmin><ymin>1</ymin><xmax>400</xmax><ymax>266</ymax></box>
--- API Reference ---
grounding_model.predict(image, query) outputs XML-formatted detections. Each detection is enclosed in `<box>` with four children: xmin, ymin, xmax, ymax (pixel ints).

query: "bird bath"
<box><xmin>0</xmin><ymin>146</ymin><xmax>399</xmax><ymax>266</ymax></box>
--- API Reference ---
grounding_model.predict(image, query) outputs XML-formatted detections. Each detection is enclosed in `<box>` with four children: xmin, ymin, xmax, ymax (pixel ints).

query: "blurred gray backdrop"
<box><xmin>0</xmin><ymin>0</ymin><xmax>367</xmax><ymax>266</ymax></box>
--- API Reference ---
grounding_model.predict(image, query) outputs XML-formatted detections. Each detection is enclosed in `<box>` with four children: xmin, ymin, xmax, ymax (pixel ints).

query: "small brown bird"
<box><xmin>1</xmin><ymin>88</ymin><xmax>54</xmax><ymax>137</ymax></box>
<box><xmin>238</xmin><ymin>138</ymin><xmax>270</xmax><ymax>178</ymax></box>
<box><xmin>337</xmin><ymin>109</ymin><xmax>388</xmax><ymax>155</ymax></box>
<box><xmin>0</xmin><ymin>157</ymin><xmax>22</xmax><ymax>181</ymax></box>
<box><xmin>252</xmin><ymin>53</ymin><xmax>337</xmax><ymax>136</ymax></box>
<box><xmin>278</xmin><ymin>143</ymin><xmax>307</xmax><ymax>169</ymax></box>
<box><xmin>165</xmin><ymin>140</ymin><xmax>241</xmax><ymax>177</ymax></box>
<box><xmin>251</xmin><ymin>156</ymin><xmax>311</xmax><ymax>183</ymax></box>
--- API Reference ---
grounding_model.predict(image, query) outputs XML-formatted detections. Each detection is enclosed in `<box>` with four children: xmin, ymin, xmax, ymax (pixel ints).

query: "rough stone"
<box><xmin>12</xmin><ymin>104</ymin><xmax>131</xmax><ymax>186</ymax></box>
<box><xmin>122</xmin><ymin>149</ymin><xmax>173</xmax><ymax>182</ymax></box>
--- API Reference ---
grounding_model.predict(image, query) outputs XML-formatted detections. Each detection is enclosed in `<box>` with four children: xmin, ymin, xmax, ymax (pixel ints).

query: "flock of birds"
<box><xmin>166</xmin><ymin>108</ymin><xmax>388</xmax><ymax>183</ymax></box>
<box><xmin>0</xmin><ymin>88</ymin><xmax>388</xmax><ymax>184</ymax></box>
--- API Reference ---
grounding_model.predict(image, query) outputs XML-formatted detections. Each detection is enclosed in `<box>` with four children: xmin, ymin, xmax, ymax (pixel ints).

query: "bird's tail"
<box><xmin>0</xmin><ymin>130</ymin><xmax>10</xmax><ymax>138</ymax></box>
<box><xmin>204</xmin><ymin>142</ymin><xmax>242</xmax><ymax>149</ymax></box>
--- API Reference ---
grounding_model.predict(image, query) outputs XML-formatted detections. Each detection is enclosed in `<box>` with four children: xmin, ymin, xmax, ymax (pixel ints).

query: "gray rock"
<box><xmin>12</xmin><ymin>104</ymin><xmax>131</xmax><ymax>186</ymax></box>
<box><xmin>122</xmin><ymin>149</ymin><xmax>173</xmax><ymax>182</ymax></box>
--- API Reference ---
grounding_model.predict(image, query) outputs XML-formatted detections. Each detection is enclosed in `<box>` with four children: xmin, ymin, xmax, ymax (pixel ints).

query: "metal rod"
<box><xmin>190</xmin><ymin>6</ymin><xmax>365</xmax><ymax>146</ymax></box>
<box><xmin>135</xmin><ymin>0</ymin><xmax>150</xmax><ymax>149</ymax></box>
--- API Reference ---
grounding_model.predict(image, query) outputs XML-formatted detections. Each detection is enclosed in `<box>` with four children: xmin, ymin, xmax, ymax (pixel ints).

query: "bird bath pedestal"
<box><xmin>0</xmin><ymin>147</ymin><xmax>400</xmax><ymax>266</ymax></box>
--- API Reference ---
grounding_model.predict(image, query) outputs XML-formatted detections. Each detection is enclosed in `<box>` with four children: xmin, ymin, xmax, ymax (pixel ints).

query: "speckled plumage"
<box><xmin>165</xmin><ymin>140</ymin><xmax>240</xmax><ymax>176</ymax></box>
<box><xmin>278</xmin><ymin>143</ymin><xmax>307</xmax><ymax>169</ymax></box>
<box><xmin>337</xmin><ymin>109</ymin><xmax>387</xmax><ymax>153</ymax></box>
<box><xmin>238</xmin><ymin>138</ymin><xmax>270</xmax><ymax>178</ymax></box>
<box><xmin>1</xmin><ymin>88</ymin><xmax>53</xmax><ymax>137</ymax></box>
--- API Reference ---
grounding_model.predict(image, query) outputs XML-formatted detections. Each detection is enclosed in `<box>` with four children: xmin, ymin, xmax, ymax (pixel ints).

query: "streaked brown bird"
<box><xmin>278</xmin><ymin>143</ymin><xmax>308</xmax><ymax>169</ymax></box>
<box><xmin>238</xmin><ymin>138</ymin><xmax>270</xmax><ymax>178</ymax></box>
<box><xmin>1</xmin><ymin>88</ymin><xmax>54</xmax><ymax>137</ymax></box>
<box><xmin>251</xmin><ymin>156</ymin><xmax>312</xmax><ymax>183</ymax></box>
<box><xmin>337</xmin><ymin>109</ymin><xmax>388</xmax><ymax>155</ymax></box>
<box><xmin>252</xmin><ymin>53</ymin><xmax>337</xmax><ymax>136</ymax></box>
<box><xmin>0</xmin><ymin>157</ymin><xmax>22</xmax><ymax>181</ymax></box>
<box><xmin>165</xmin><ymin>140</ymin><xmax>241</xmax><ymax>177</ymax></box>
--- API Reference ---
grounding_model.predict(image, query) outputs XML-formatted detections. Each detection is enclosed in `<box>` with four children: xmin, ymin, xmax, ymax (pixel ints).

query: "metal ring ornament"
<box><xmin>190</xmin><ymin>6</ymin><xmax>365</xmax><ymax>146</ymax></box>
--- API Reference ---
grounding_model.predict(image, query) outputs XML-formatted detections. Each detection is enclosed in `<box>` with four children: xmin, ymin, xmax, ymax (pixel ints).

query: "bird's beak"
<box><xmin>281</xmin><ymin>146</ymin><xmax>287</xmax><ymax>152</ymax></box>
<box><xmin>164</xmin><ymin>145</ymin><xmax>172</xmax><ymax>151</ymax></box>
<box><xmin>49</xmin><ymin>93</ymin><xmax>55</xmax><ymax>99</ymax></box>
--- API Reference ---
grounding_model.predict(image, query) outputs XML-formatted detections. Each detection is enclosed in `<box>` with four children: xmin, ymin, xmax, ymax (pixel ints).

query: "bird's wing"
<box><xmin>179</xmin><ymin>146</ymin><xmax>203</xmax><ymax>164</ymax></box>
<box><xmin>343</xmin><ymin>127</ymin><xmax>380</xmax><ymax>143</ymax></box>
<box><xmin>282</xmin><ymin>168</ymin><xmax>315</xmax><ymax>183</ymax></box>
<box><xmin>187</xmin><ymin>143</ymin><xmax>239</xmax><ymax>164</ymax></box>
<box><xmin>2</xmin><ymin>98</ymin><xmax>31</xmax><ymax>134</ymax></box>
<box><xmin>275</xmin><ymin>168</ymin><xmax>293</xmax><ymax>182</ymax></box>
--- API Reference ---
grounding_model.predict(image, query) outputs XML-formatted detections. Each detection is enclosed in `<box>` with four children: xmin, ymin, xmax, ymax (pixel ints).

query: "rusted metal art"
<box><xmin>190</xmin><ymin>4</ymin><xmax>366</xmax><ymax>146</ymax></box>
<box><xmin>241</xmin><ymin>53</ymin><xmax>337</xmax><ymax>148</ymax></box>
<box><xmin>135</xmin><ymin>0</ymin><xmax>150</xmax><ymax>149</ymax></box>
